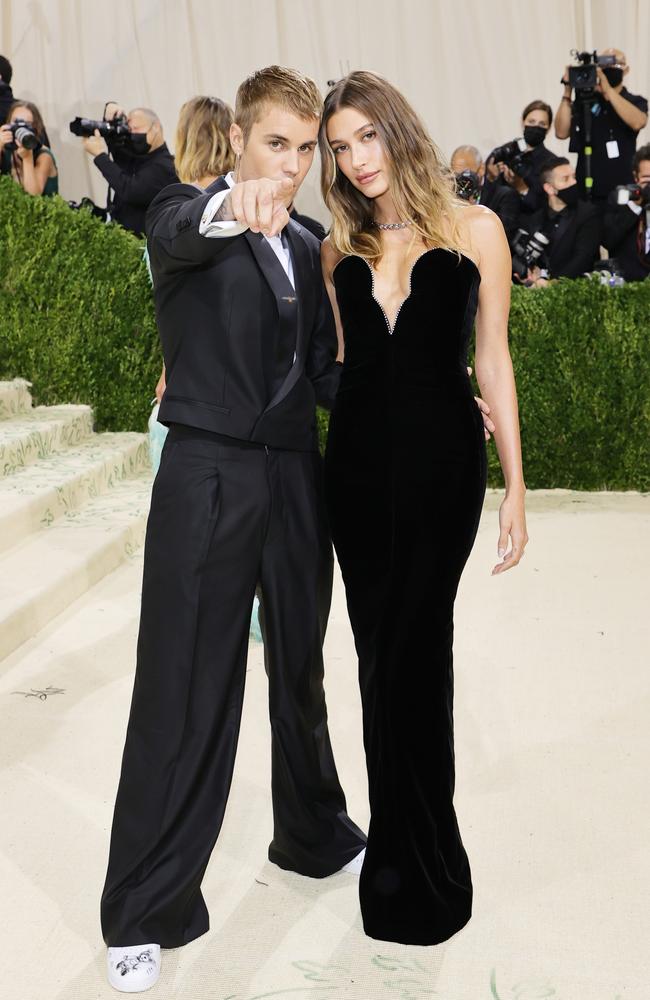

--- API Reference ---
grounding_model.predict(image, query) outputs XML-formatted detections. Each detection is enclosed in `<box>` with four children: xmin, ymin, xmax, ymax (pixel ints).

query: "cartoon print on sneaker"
<box><xmin>116</xmin><ymin>949</ymin><xmax>156</xmax><ymax>977</ymax></box>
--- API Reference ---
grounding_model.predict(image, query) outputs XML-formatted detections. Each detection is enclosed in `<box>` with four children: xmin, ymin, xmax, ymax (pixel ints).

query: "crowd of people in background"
<box><xmin>1</xmin><ymin>47</ymin><xmax>648</xmax><ymax>284</ymax></box>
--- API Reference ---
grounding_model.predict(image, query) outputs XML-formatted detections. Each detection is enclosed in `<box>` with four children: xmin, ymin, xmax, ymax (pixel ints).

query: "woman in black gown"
<box><xmin>319</xmin><ymin>72</ymin><xmax>528</xmax><ymax>946</ymax></box>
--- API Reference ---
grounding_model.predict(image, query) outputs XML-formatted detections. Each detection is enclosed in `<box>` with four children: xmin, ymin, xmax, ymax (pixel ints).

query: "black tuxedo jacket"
<box><xmin>603</xmin><ymin>204</ymin><xmax>650</xmax><ymax>282</ymax></box>
<box><xmin>145</xmin><ymin>176</ymin><xmax>341</xmax><ymax>451</ymax></box>
<box><xmin>480</xmin><ymin>178</ymin><xmax>520</xmax><ymax>244</ymax></box>
<box><xmin>522</xmin><ymin>200</ymin><xmax>602</xmax><ymax>278</ymax></box>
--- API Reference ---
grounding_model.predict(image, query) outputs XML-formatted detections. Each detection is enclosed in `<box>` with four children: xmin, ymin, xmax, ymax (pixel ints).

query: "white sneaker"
<box><xmin>340</xmin><ymin>847</ymin><xmax>366</xmax><ymax>875</ymax></box>
<box><xmin>107</xmin><ymin>944</ymin><xmax>161</xmax><ymax>993</ymax></box>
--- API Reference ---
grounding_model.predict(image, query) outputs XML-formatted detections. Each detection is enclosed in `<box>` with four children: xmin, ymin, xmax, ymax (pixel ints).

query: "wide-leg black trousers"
<box><xmin>100</xmin><ymin>425</ymin><xmax>366</xmax><ymax>948</ymax></box>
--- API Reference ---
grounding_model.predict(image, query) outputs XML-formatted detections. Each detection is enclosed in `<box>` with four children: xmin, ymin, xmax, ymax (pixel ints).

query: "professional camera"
<box><xmin>69</xmin><ymin>114</ymin><xmax>130</xmax><ymax>143</ymax></box>
<box><xmin>455</xmin><ymin>169</ymin><xmax>481</xmax><ymax>202</ymax></box>
<box><xmin>511</xmin><ymin>228</ymin><xmax>551</xmax><ymax>281</ymax></box>
<box><xmin>6</xmin><ymin>119</ymin><xmax>39</xmax><ymax>151</ymax></box>
<box><xmin>67</xmin><ymin>196</ymin><xmax>108</xmax><ymax>221</ymax></box>
<box><xmin>491</xmin><ymin>137</ymin><xmax>528</xmax><ymax>168</ymax></box>
<box><xmin>568</xmin><ymin>50</ymin><xmax>617</xmax><ymax>94</ymax></box>
<box><xmin>615</xmin><ymin>183</ymin><xmax>650</xmax><ymax>206</ymax></box>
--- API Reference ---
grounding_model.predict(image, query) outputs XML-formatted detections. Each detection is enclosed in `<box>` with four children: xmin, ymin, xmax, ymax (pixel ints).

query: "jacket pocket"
<box><xmin>165</xmin><ymin>394</ymin><xmax>231</xmax><ymax>415</ymax></box>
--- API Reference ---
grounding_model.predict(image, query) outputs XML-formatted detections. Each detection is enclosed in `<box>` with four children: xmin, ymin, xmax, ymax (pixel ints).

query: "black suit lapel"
<box><xmin>258</xmin><ymin>220</ymin><xmax>318</xmax><ymax>415</ymax></box>
<box><xmin>284</xmin><ymin>219</ymin><xmax>316</xmax><ymax>364</ymax></box>
<box><xmin>243</xmin><ymin>229</ymin><xmax>299</xmax><ymax>412</ymax></box>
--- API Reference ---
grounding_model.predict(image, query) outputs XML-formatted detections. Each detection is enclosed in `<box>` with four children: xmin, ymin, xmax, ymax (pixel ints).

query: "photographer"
<box><xmin>484</xmin><ymin>101</ymin><xmax>557</xmax><ymax>216</ymax></box>
<box><xmin>451</xmin><ymin>144</ymin><xmax>521</xmax><ymax>244</ymax></box>
<box><xmin>0</xmin><ymin>55</ymin><xmax>14</xmax><ymax>125</ymax></box>
<box><xmin>0</xmin><ymin>100</ymin><xmax>58</xmax><ymax>196</ymax></box>
<box><xmin>82</xmin><ymin>103</ymin><xmax>177</xmax><ymax>237</ymax></box>
<box><xmin>554</xmin><ymin>48</ymin><xmax>648</xmax><ymax>204</ymax></box>
<box><xmin>603</xmin><ymin>144</ymin><xmax>650</xmax><ymax>281</ymax></box>
<box><xmin>519</xmin><ymin>156</ymin><xmax>602</xmax><ymax>286</ymax></box>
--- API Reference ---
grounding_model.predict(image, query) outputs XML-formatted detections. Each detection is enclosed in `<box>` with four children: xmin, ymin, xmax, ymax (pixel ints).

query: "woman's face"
<box><xmin>522</xmin><ymin>109</ymin><xmax>549</xmax><ymax>131</ymax></box>
<box><xmin>326</xmin><ymin>105</ymin><xmax>389</xmax><ymax>199</ymax></box>
<box><xmin>10</xmin><ymin>106</ymin><xmax>34</xmax><ymax>126</ymax></box>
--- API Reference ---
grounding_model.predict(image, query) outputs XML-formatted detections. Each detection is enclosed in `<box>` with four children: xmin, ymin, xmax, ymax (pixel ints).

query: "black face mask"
<box><xmin>555</xmin><ymin>182</ymin><xmax>580</xmax><ymax>207</ymax></box>
<box><xmin>603</xmin><ymin>67</ymin><xmax>624</xmax><ymax>88</ymax></box>
<box><xmin>124</xmin><ymin>132</ymin><xmax>151</xmax><ymax>156</ymax></box>
<box><xmin>523</xmin><ymin>125</ymin><xmax>547</xmax><ymax>148</ymax></box>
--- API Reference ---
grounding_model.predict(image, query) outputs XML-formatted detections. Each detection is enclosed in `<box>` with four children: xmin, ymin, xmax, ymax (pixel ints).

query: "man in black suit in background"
<box><xmin>100</xmin><ymin>66</ymin><xmax>367</xmax><ymax>993</ymax></box>
<box><xmin>451</xmin><ymin>145</ymin><xmax>521</xmax><ymax>246</ymax></box>
<box><xmin>82</xmin><ymin>102</ymin><xmax>177</xmax><ymax>237</ymax></box>
<box><xmin>520</xmin><ymin>157</ymin><xmax>602</xmax><ymax>287</ymax></box>
<box><xmin>603</xmin><ymin>144</ymin><xmax>650</xmax><ymax>282</ymax></box>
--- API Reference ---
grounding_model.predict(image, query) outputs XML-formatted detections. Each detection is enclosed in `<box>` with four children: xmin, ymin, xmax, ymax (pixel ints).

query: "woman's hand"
<box><xmin>154</xmin><ymin>366</ymin><xmax>166</xmax><ymax>403</ymax></box>
<box><xmin>15</xmin><ymin>142</ymin><xmax>33</xmax><ymax>161</ymax></box>
<box><xmin>492</xmin><ymin>490</ymin><xmax>528</xmax><ymax>575</ymax></box>
<box><xmin>467</xmin><ymin>365</ymin><xmax>495</xmax><ymax>440</ymax></box>
<box><xmin>0</xmin><ymin>124</ymin><xmax>12</xmax><ymax>151</ymax></box>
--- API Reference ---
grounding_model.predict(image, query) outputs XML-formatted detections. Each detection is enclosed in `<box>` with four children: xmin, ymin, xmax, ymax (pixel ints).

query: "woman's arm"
<box><xmin>320</xmin><ymin>237</ymin><xmax>345</xmax><ymax>362</ymax></box>
<box><xmin>469</xmin><ymin>206</ymin><xmax>529</xmax><ymax>575</ymax></box>
<box><xmin>16</xmin><ymin>146</ymin><xmax>54</xmax><ymax>196</ymax></box>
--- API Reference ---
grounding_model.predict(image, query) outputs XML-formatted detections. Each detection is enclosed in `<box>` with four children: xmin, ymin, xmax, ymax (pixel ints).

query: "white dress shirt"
<box><xmin>199</xmin><ymin>171</ymin><xmax>295</xmax><ymax>289</ymax></box>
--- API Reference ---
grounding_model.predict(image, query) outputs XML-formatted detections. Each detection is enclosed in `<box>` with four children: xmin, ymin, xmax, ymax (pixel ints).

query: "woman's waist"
<box><xmin>337</xmin><ymin>363</ymin><xmax>474</xmax><ymax>394</ymax></box>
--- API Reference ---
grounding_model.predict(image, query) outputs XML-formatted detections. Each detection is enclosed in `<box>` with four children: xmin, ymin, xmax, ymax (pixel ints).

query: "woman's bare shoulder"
<box><xmin>454</xmin><ymin>203</ymin><xmax>508</xmax><ymax>262</ymax></box>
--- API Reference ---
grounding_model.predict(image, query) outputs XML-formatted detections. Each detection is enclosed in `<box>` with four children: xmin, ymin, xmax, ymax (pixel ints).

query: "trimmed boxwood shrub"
<box><xmin>1</xmin><ymin>176</ymin><xmax>649</xmax><ymax>489</ymax></box>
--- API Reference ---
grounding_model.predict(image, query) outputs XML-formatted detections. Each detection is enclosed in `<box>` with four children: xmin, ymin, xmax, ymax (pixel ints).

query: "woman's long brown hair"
<box><xmin>319</xmin><ymin>71</ymin><xmax>466</xmax><ymax>266</ymax></box>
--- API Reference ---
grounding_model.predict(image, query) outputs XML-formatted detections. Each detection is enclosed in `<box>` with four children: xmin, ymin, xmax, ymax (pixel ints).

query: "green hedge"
<box><xmin>0</xmin><ymin>177</ymin><xmax>160</xmax><ymax>431</ymax></box>
<box><xmin>1</xmin><ymin>176</ymin><xmax>649</xmax><ymax>489</ymax></box>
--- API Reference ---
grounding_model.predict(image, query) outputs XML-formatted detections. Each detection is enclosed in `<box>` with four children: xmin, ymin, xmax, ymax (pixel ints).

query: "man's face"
<box><xmin>546</xmin><ymin>164</ymin><xmax>576</xmax><ymax>195</ymax></box>
<box><xmin>231</xmin><ymin>104</ymin><xmax>320</xmax><ymax>202</ymax></box>
<box><xmin>599</xmin><ymin>47</ymin><xmax>628</xmax><ymax>72</ymax></box>
<box><xmin>128</xmin><ymin>110</ymin><xmax>159</xmax><ymax>146</ymax></box>
<box><xmin>451</xmin><ymin>150</ymin><xmax>484</xmax><ymax>181</ymax></box>
<box><xmin>634</xmin><ymin>160</ymin><xmax>650</xmax><ymax>188</ymax></box>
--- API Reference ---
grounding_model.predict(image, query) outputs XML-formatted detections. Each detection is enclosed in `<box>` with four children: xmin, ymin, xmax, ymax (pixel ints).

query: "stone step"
<box><xmin>0</xmin><ymin>432</ymin><xmax>150</xmax><ymax>553</ymax></box>
<box><xmin>0</xmin><ymin>471</ymin><xmax>152</xmax><ymax>664</ymax></box>
<box><xmin>0</xmin><ymin>379</ymin><xmax>33</xmax><ymax>419</ymax></box>
<box><xmin>0</xmin><ymin>405</ymin><xmax>94</xmax><ymax>479</ymax></box>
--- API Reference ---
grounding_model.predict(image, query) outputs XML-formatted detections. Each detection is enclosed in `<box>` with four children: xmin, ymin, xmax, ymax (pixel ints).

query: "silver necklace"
<box><xmin>372</xmin><ymin>220</ymin><xmax>411</xmax><ymax>231</ymax></box>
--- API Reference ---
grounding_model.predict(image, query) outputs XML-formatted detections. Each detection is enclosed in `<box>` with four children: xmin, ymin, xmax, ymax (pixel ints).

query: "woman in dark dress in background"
<box><xmin>319</xmin><ymin>71</ymin><xmax>528</xmax><ymax>946</ymax></box>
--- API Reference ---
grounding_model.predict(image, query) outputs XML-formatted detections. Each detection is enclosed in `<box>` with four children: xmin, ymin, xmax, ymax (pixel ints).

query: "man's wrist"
<box><xmin>212</xmin><ymin>192</ymin><xmax>235</xmax><ymax>223</ymax></box>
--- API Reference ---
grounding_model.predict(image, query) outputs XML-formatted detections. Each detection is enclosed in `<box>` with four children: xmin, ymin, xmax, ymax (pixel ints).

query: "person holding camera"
<box><xmin>603</xmin><ymin>143</ymin><xmax>650</xmax><ymax>281</ymax></box>
<box><xmin>0</xmin><ymin>99</ymin><xmax>58</xmax><ymax>196</ymax></box>
<box><xmin>451</xmin><ymin>144</ymin><xmax>521</xmax><ymax>243</ymax></box>
<box><xmin>484</xmin><ymin>101</ymin><xmax>557</xmax><ymax>216</ymax></box>
<box><xmin>82</xmin><ymin>103</ymin><xmax>177</xmax><ymax>237</ymax></box>
<box><xmin>554</xmin><ymin>48</ymin><xmax>648</xmax><ymax>204</ymax></box>
<box><xmin>519</xmin><ymin>157</ymin><xmax>602</xmax><ymax>287</ymax></box>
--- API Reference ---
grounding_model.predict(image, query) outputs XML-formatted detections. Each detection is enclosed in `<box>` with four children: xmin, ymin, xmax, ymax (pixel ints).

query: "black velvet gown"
<box><xmin>324</xmin><ymin>247</ymin><xmax>487</xmax><ymax>946</ymax></box>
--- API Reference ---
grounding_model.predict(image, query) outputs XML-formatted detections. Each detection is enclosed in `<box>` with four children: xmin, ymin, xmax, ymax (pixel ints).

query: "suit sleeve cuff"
<box><xmin>627</xmin><ymin>201</ymin><xmax>643</xmax><ymax>216</ymax></box>
<box><xmin>199</xmin><ymin>189</ymin><xmax>248</xmax><ymax>238</ymax></box>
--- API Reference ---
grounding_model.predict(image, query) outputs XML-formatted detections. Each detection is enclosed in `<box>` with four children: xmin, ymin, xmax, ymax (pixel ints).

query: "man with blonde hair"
<box><xmin>100</xmin><ymin>66</ymin><xmax>367</xmax><ymax>993</ymax></box>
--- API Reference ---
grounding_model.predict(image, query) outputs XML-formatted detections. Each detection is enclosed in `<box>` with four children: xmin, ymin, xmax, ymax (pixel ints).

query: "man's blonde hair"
<box><xmin>234</xmin><ymin>65</ymin><xmax>322</xmax><ymax>143</ymax></box>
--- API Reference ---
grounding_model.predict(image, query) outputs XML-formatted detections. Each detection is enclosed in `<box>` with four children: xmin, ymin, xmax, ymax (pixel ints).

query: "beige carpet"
<box><xmin>1</xmin><ymin>489</ymin><xmax>648</xmax><ymax>1000</ymax></box>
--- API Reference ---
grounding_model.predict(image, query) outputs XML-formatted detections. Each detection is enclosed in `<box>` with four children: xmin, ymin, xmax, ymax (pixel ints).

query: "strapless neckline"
<box><xmin>332</xmin><ymin>247</ymin><xmax>480</xmax><ymax>335</ymax></box>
